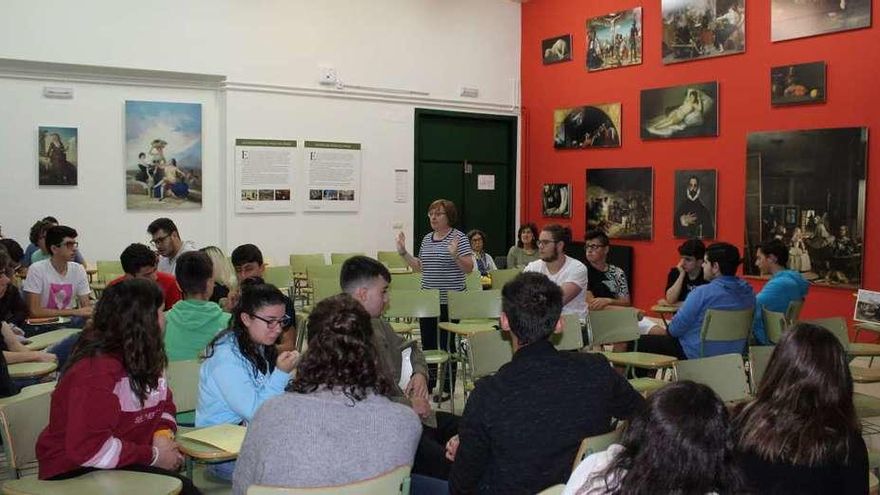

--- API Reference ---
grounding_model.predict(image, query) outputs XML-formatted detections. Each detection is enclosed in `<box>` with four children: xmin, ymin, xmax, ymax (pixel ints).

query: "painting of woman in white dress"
<box><xmin>641</xmin><ymin>82</ymin><xmax>718</xmax><ymax>139</ymax></box>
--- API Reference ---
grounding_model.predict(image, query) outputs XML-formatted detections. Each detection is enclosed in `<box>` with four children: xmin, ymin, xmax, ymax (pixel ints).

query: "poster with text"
<box><xmin>304</xmin><ymin>141</ymin><xmax>362</xmax><ymax>211</ymax></box>
<box><xmin>235</xmin><ymin>139</ymin><xmax>297</xmax><ymax>213</ymax></box>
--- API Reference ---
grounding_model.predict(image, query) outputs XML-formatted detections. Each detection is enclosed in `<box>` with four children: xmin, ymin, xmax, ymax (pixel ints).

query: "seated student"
<box><xmin>468</xmin><ymin>229</ymin><xmax>497</xmax><ymax>276</ymax></box>
<box><xmin>164</xmin><ymin>252</ymin><xmax>231</xmax><ymax>361</ymax></box>
<box><xmin>22</xmin><ymin>226</ymin><xmax>92</xmax><ymax>325</ymax></box>
<box><xmin>734</xmin><ymin>323</ymin><xmax>867</xmax><ymax>494</ymax></box>
<box><xmin>0</xmin><ymin>244</ymin><xmax>28</xmax><ymax>328</ymax></box>
<box><xmin>584</xmin><ymin>230</ymin><xmax>630</xmax><ymax>311</ymax></box>
<box><xmin>232</xmin><ymin>294</ymin><xmax>421</xmax><ymax>494</ymax></box>
<box><xmin>752</xmin><ymin>238</ymin><xmax>809</xmax><ymax>344</ymax></box>
<box><xmin>0</xmin><ymin>249</ymin><xmax>56</xmax><ymax>367</ymax></box>
<box><xmin>147</xmin><ymin>218</ymin><xmax>194</xmax><ymax>275</ymax></box>
<box><xmin>448</xmin><ymin>272</ymin><xmax>644</xmax><ymax>494</ymax></box>
<box><xmin>35</xmin><ymin>279</ymin><xmax>200</xmax><ymax>495</ymax></box>
<box><xmin>229</xmin><ymin>244</ymin><xmax>296</xmax><ymax>350</ymax></box>
<box><xmin>23</xmin><ymin>217</ymin><xmax>86</xmax><ymax>268</ymax></box>
<box><xmin>341</xmin><ymin>256</ymin><xmax>457</xmax><ymax>484</ymax></box>
<box><xmin>565</xmin><ymin>381</ymin><xmax>743</xmax><ymax>495</ymax></box>
<box><xmin>196</xmin><ymin>281</ymin><xmax>299</xmax><ymax>481</ymax></box>
<box><xmin>523</xmin><ymin>224</ymin><xmax>589</xmax><ymax>320</ymax></box>
<box><xmin>0</xmin><ymin>239</ymin><xmax>25</xmax><ymax>279</ymax></box>
<box><xmin>659</xmin><ymin>238</ymin><xmax>708</xmax><ymax>306</ymax></box>
<box><xmin>110</xmin><ymin>243</ymin><xmax>182</xmax><ymax>311</ymax></box>
<box><xmin>638</xmin><ymin>242</ymin><xmax>755</xmax><ymax>360</ymax></box>
<box><xmin>199</xmin><ymin>246</ymin><xmax>236</xmax><ymax>305</ymax></box>
<box><xmin>506</xmin><ymin>223</ymin><xmax>539</xmax><ymax>270</ymax></box>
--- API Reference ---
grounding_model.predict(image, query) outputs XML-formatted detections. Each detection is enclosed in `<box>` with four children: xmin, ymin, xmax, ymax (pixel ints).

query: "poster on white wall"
<box><xmin>304</xmin><ymin>141</ymin><xmax>362</xmax><ymax>211</ymax></box>
<box><xmin>234</xmin><ymin>139</ymin><xmax>298</xmax><ymax>213</ymax></box>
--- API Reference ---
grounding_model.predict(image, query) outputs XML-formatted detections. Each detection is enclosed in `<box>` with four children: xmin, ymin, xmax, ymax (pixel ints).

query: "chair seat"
<box><xmin>849</xmin><ymin>343</ymin><xmax>880</xmax><ymax>357</ymax></box>
<box><xmin>423</xmin><ymin>350</ymin><xmax>450</xmax><ymax>365</ymax></box>
<box><xmin>8</xmin><ymin>361</ymin><xmax>57</xmax><ymax>379</ymax></box>
<box><xmin>1</xmin><ymin>470</ymin><xmax>182</xmax><ymax>495</ymax></box>
<box><xmin>855</xmin><ymin>393</ymin><xmax>880</xmax><ymax>418</ymax></box>
<box><xmin>389</xmin><ymin>322</ymin><xmax>417</xmax><ymax>334</ymax></box>
<box><xmin>600</xmin><ymin>351</ymin><xmax>677</xmax><ymax>369</ymax></box>
<box><xmin>23</xmin><ymin>328</ymin><xmax>80</xmax><ymax>351</ymax></box>
<box><xmin>628</xmin><ymin>377</ymin><xmax>667</xmax><ymax>394</ymax></box>
<box><xmin>438</xmin><ymin>322</ymin><xmax>496</xmax><ymax>336</ymax></box>
<box><xmin>852</xmin><ymin>366</ymin><xmax>880</xmax><ymax>383</ymax></box>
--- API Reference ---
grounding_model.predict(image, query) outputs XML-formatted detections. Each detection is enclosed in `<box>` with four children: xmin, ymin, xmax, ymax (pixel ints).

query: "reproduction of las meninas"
<box><xmin>125</xmin><ymin>100</ymin><xmax>203</xmax><ymax>210</ymax></box>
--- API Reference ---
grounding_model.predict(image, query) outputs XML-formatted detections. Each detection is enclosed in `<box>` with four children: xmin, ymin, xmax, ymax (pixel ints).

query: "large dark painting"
<box><xmin>587</xmin><ymin>167</ymin><xmax>653</xmax><ymax>240</ymax></box>
<box><xmin>554</xmin><ymin>104</ymin><xmax>621</xmax><ymax>149</ymax></box>
<box><xmin>745</xmin><ymin>127</ymin><xmax>868</xmax><ymax>288</ymax></box>
<box><xmin>674</xmin><ymin>170</ymin><xmax>717</xmax><ymax>239</ymax></box>
<box><xmin>772</xmin><ymin>0</ymin><xmax>871</xmax><ymax>42</ymax></box>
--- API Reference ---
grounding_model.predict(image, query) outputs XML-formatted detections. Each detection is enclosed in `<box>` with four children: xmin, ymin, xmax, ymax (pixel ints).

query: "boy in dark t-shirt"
<box><xmin>660</xmin><ymin>239</ymin><xmax>708</xmax><ymax>305</ymax></box>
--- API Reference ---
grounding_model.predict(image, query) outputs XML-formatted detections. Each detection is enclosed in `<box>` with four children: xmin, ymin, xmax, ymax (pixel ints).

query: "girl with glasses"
<box><xmin>196</xmin><ymin>280</ymin><xmax>300</xmax><ymax>481</ymax></box>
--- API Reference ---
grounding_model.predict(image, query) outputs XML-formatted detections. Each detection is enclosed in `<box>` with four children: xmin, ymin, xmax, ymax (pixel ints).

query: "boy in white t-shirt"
<box><xmin>22</xmin><ymin>226</ymin><xmax>92</xmax><ymax>322</ymax></box>
<box><xmin>523</xmin><ymin>224</ymin><xmax>589</xmax><ymax>319</ymax></box>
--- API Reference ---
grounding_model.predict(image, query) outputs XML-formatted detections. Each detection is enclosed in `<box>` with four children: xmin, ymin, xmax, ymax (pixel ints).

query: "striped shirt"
<box><xmin>418</xmin><ymin>228</ymin><xmax>473</xmax><ymax>303</ymax></box>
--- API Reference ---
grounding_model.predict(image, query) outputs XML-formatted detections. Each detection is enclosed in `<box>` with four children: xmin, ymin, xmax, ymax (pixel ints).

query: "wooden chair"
<box><xmin>247</xmin><ymin>464</ymin><xmax>411</xmax><ymax>495</ymax></box>
<box><xmin>388</xmin><ymin>273</ymin><xmax>421</xmax><ymax>290</ymax></box>
<box><xmin>673</xmin><ymin>353</ymin><xmax>751</xmax><ymax>403</ymax></box>
<box><xmin>2</xmin><ymin>470</ymin><xmax>182</xmax><ymax>495</ymax></box>
<box><xmin>166</xmin><ymin>359</ymin><xmax>200</xmax><ymax>427</ymax></box>
<box><xmin>589</xmin><ymin>308</ymin><xmax>676</xmax><ymax>394</ymax></box>
<box><xmin>551</xmin><ymin>314</ymin><xmax>585</xmax><ymax>352</ymax></box>
<box><xmin>699</xmin><ymin>308</ymin><xmax>754</xmax><ymax>357</ymax></box>
<box><xmin>487</xmin><ymin>268</ymin><xmax>520</xmax><ymax>290</ymax></box>
<box><xmin>329</xmin><ymin>252</ymin><xmax>364</xmax><ymax>265</ymax></box>
<box><xmin>0</xmin><ymin>382</ymin><xmax>55</xmax><ymax>480</ymax></box>
<box><xmin>763</xmin><ymin>307</ymin><xmax>787</xmax><ymax>344</ymax></box>
<box><xmin>571</xmin><ymin>424</ymin><xmax>624</xmax><ymax>472</ymax></box>
<box><xmin>467</xmin><ymin>330</ymin><xmax>513</xmax><ymax>382</ymax></box>
<box><xmin>377</xmin><ymin>251</ymin><xmax>408</xmax><ymax>270</ymax></box>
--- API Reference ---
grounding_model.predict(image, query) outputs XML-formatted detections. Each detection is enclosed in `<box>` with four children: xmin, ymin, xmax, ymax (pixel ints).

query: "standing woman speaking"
<box><xmin>396</xmin><ymin>199</ymin><xmax>473</xmax><ymax>401</ymax></box>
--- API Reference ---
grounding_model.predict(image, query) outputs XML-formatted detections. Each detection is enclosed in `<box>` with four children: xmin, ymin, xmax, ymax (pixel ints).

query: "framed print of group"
<box><xmin>661</xmin><ymin>0</ymin><xmax>745</xmax><ymax>64</ymax></box>
<box><xmin>554</xmin><ymin>103</ymin><xmax>622</xmax><ymax>149</ymax></box>
<box><xmin>586</xmin><ymin>167</ymin><xmax>653</xmax><ymax>240</ymax></box>
<box><xmin>587</xmin><ymin>7</ymin><xmax>642</xmax><ymax>71</ymax></box>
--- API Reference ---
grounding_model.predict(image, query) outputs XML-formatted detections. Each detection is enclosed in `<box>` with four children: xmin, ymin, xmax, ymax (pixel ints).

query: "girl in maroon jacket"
<box><xmin>36</xmin><ymin>278</ymin><xmax>201</xmax><ymax>494</ymax></box>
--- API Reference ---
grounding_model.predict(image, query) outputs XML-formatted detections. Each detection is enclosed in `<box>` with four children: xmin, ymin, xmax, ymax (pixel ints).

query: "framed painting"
<box><xmin>542</xmin><ymin>183</ymin><xmax>572</xmax><ymax>217</ymax></box>
<box><xmin>771</xmin><ymin>61</ymin><xmax>826</xmax><ymax>106</ymax></box>
<box><xmin>673</xmin><ymin>169</ymin><xmax>717</xmax><ymax>239</ymax></box>
<box><xmin>542</xmin><ymin>34</ymin><xmax>573</xmax><ymax>64</ymax></box>
<box><xmin>554</xmin><ymin>103</ymin><xmax>621</xmax><ymax>149</ymax></box>
<box><xmin>38</xmin><ymin>126</ymin><xmax>78</xmax><ymax>186</ymax></box>
<box><xmin>772</xmin><ymin>0</ymin><xmax>871</xmax><ymax>42</ymax></box>
<box><xmin>662</xmin><ymin>0</ymin><xmax>745</xmax><ymax>64</ymax></box>
<box><xmin>587</xmin><ymin>7</ymin><xmax>642</xmax><ymax>71</ymax></box>
<box><xmin>586</xmin><ymin>167</ymin><xmax>653</xmax><ymax>240</ymax></box>
<box><xmin>640</xmin><ymin>82</ymin><xmax>718</xmax><ymax>140</ymax></box>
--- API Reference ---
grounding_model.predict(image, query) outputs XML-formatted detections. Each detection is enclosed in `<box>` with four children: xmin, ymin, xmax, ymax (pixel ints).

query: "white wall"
<box><xmin>0</xmin><ymin>0</ymin><xmax>521</xmax><ymax>263</ymax></box>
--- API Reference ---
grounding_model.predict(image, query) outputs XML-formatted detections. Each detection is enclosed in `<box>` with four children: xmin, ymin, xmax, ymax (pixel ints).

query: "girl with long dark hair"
<box><xmin>35</xmin><ymin>279</ymin><xmax>200</xmax><ymax>494</ymax></box>
<box><xmin>506</xmin><ymin>223</ymin><xmax>539</xmax><ymax>269</ymax></box>
<box><xmin>565</xmin><ymin>380</ymin><xmax>742</xmax><ymax>494</ymax></box>
<box><xmin>734</xmin><ymin>322</ymin><xmax>867</xmax><ymax>493</ymax></box>
<box><xmin>232</xmin><ymin>294</ymin><xmax>421</xmax><ymax>494</ymax></box>
<box><xmin>196</xmin><ymin>280</ymin><xmax>299</xmax><ymax>481</ymax></box>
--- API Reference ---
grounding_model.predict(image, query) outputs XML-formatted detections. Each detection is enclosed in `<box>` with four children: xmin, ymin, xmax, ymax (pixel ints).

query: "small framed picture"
<box><xmin>771</xmin><ymin>61</ymin><xmax>826</xmax><ymax>106</ymax></box>
<box><xmin>542</xmin><ymin>183</ymin><xmax>571</xmax><ymax>217</ymax></box>
<box><xmin>855</xmin><ymin>290</ymin><xmax>880</xmax><ymax>325</ymax></box>
<box><xmin>542</xmin><ymin>34</ymin><xmax>573</xmax><ymax>65</ymax></box>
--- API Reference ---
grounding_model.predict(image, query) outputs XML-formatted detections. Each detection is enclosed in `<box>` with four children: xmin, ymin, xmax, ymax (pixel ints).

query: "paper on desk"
<box><xmin>180</xmin><ymin>424</ymin><xmax>247</xmax><ymax>453</ymax></box>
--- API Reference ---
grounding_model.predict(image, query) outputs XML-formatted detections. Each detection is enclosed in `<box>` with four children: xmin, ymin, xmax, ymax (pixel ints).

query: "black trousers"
<box><xmin>420</xmin><ymin>304</ymin><xmax>457</xmax><ymax>394</ymax></box>
<box><xmin>632</xmin><ymin>334</ymin><xmax>687</xmax><ymax>377</ymax></box>
<box><xmin>49</xmin><ymin>464</ymin><xmax>202</xmax><ymax>495</ymax></box>
<box><xmin>412</xmin><ymin>411</ymin><xmax>460</xmax><ymax>480</ymax></box>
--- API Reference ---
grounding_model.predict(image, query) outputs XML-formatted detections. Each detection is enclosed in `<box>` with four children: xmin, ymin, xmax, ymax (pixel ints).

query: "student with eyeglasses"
<box><xmin>147</xmin><ymin>217</ymin><xmax>194</xmax><ymax>275</ymax></box>
<box><xmin>22</xmin><ymin>225</ymin><xmax>92</xmax><ymax>326</ymax></box>
<box><xmin>196</xmin><ymin>280</ymin><xmax>300</xmax><ymax>481</ymax></box>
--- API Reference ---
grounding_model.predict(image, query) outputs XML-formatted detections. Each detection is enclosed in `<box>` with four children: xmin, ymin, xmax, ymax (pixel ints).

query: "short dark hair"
<box><xmin>120</xmin><ymin>243</ymin><xmax>159</xmax><ymax>275</ymax></box>
<box><xmin>501</xmin><ymin>272</ymin><xmax>563</xmax><ymax>345</ymax></box>
<box><xmin>678</xmin><ymin>239</ymin><xmax>706</xmax><ymax>259</ymax></box>
<box><xmin>585</xmin><ymin>229</ymin><xmax>609</xmax><ymax>246</ymax></box>
<box><xmin>0</xmin><ymin>239</ymin><xmax>24</xmax><ymax>266</ymax></box>
<box><xmin>542</xmin><ymin>224</ymin><xmax>571</xmax><ymax>245</ymax></box>
<box><xmin>758</xmin><ymin>238</ymin><xmax>789</xmax><ymax>267</ymax></box>
<box><xmin>45</xmin><ymin>225</ymin><xmax>77</xmax><ymax>254</ymax></box>
<box><xmin>29</xmin><ymin>220</ymin><xmax>54</xmax><ymax>244</ymax></box>
<box><xmin>428</xmin><ymin>199</ymin><xmax>458</xmax><ymax>226</ymax></box>
<box><xmin>138</xmin><ymin>152</ymin><xmax>146</xmax><ymax>158</ymax></box>
<box><xmin>147</xmin><ymin>217</ymin><xmax>178</xmax><ymax>236</ymax></box>
<box><xmin>705</xmin><ymin>242</ymin><xmax>741</xmax><ymax>276</ymax></box>
<box><xmin>175</xmin><ymin>251</ymin><xmax>214</xmax><ymax>296</ymax></box>
<box><xmin>340</xmin><ymin>256</ymin><xmax>391</xmax><ymax>294</ymax></box>
<box><xmin>41</xmin><ymin>216</ymin><xmax>59</xmax><ymax>224</ymax></box>
<box><xmin>231</xmin><ymin>244</ymin><xmax>263</xmax><ymax>267</ymax></box>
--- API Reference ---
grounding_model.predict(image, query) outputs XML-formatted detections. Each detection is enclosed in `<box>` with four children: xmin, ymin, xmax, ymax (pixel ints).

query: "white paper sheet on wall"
<box><xmin>395</xmin><ymin>169</ymin><xmax>408</xmax><ymax>203</ymax></box>
<box><xmin>477</xmin><ymin>174</ymin><xmax>495</xmax><ymax>190</ymax></box>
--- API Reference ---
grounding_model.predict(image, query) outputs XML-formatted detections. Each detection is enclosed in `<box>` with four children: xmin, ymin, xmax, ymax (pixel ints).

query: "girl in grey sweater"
<box><xmin>232</xmin><ymin>294</ymin><xmax>421</xmax><ymax>494</ymax></box>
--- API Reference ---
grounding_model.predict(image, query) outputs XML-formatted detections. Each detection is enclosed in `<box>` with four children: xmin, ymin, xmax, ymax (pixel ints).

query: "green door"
<box><xmin>414</xmin><ymin>109</ymin><xmax>517</xmax><ymax>261</ymax></box>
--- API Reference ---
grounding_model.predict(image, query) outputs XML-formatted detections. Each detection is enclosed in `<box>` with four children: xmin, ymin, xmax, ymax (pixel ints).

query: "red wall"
<box><xmin>520</xmin><ymin>1</ymin><xmax>879</xmax><ymax>335</ymax></box>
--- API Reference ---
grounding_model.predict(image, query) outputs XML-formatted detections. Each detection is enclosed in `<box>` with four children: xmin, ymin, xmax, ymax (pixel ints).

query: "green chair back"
<box><xmin>802</xmin><ymin>317</ymin><xmax>850</xmax><ymax>350</ymax></box>
<box><xmin>785</xmin><ymin>299</ymin><xmax>805</xmax><ymax>323</ymax></box>
<box><xmin>263</xmin><ymin>265</ymin><xmax>292</xmax><ymax>291</ymax></box>
<box><xmin>166</xmin><ymin>360</ymin><xmax>200</xmax><ymax>415</ymax></box>
<box><xmin>310</xmin><ymin>277</ymin><xmax>341</xmax><ymax>306</ymax></box>
<box><xmin>674</xmin><ymin>353</ymin><xmax>751</xmax><ymax>403</ymax></box>
<box><xmin>377</xmin><ymin>251</ymin><xmax>407</xmax><ymax>269</ymax></box>
<box><xmin>389</xmin><ymin>273</ymin><xmax>422</xmax><ymax>290</ymax></box>
<box><xmin>551</xmin><ymin>313</ymin><xmax>585</xmax><ymax>351</ymax></box>
<box><xmin>572</xmin><ymin>424</ymin><xmax>624</xmax><ymax>472</ymax></box>
<box><xmin>246</xmin><ymin>464</ymin><xmax>411</xmax><ymax>494</ymax></box>
<box><xmin>289</xmin><ymin>253</ymin><xmax>327</xmax><ymax>274</ymax></box>
<box><xmin>447</xmin><ymin>290</ymin><xmax>502</xmax><ymax>321</ymax></box>
<box><xmin>747</xmin><ymin>345</ymin><xmax>775</xmax><ymax>395</ymax></box>
<box><xmin>467</xmin><ymin>330</ymin><xmax>514</xmax><ymax>380</ymax></box>
<box><xmin>488</xmin><ymin>268</ymin><xmax>520</xmax><ymax>290</ymax></box>
<box><xmin>465</xmin><ymin>270</ymin><xmax>483</xmax><ymax>291</ymax></box>
<box><xmin>385</xmin><ymin>290</ymin><xmax>441</xmax><ymax>319</ymax></box>
<box><xmin>330</xmin><ymin>252</ymin><xmax>364</xmax><ymax>265</ymax></box>
<box><xmin>96</xmin><ymin>260</ymin><xmax>123</xmax><ymax>282</ymax></box>
<box><xmin>307</xmin><ymin>263</ymin><xmax>343</xmax><ymax>282</ymax></box>
<box><xmin>0</xmin><ymin>382</ymin><xmax>56</xmax><ymax>478</ymax></box>
<box><xmin>763</xmin><ymin>307</ymin><xmax>787</xmax><ymax>344</ymax></box>
<box><xmin>699</xmin><ymin>308</ymin><xmax>754</xmax><ymax>357</ymax></box>
<box><xmin>588</xmin><ymin>308</ymin><xmax>640</xmax><ymax>346</ymax></box>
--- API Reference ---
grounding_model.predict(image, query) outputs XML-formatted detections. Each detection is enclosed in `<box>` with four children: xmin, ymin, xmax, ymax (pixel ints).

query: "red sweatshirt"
<box><xmin>109</xmin><ymin>272</ymin><xmax>182</xmax><ymax>311</ymax></box>
<box><xmin>36</xmin><ymin>354</ymin><xmax>177</xmax><ymax>479</ymax></box>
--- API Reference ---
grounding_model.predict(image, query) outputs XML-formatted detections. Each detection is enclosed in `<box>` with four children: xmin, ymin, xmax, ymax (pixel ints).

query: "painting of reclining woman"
<box><xmin>662</xmin><ymin>0</ymin><xmax>745</xmax><ymax>64</ymax></box>
<box><xmin>554</xmin><ymin>103</ymin><xmax>621</xmax><ymax>149</ymax></box>
<box><xmin>744</xmin><ymin>127</ymin><xmax>867</xmax><ymax>288</ymax></box>
<box><xmin>641</xmin><ymin>82</ymin><xmax>718</xmax><ymax>139</ymax></box>
<box><xmin>125</xmin><ymin>100</ymin><xmax>202</xmax><ymax>210</ymax></box>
